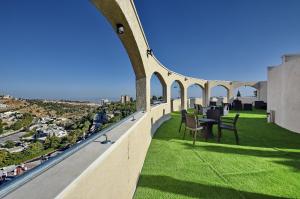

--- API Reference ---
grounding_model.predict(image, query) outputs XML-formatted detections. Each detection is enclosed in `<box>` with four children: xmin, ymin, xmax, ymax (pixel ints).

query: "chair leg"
<box><xmin>193</xmin><ymin>131</ymin><xmax>197</xmax><ymax>146</ymax></box>
<box><xmin>204</xmin><ymin>127</ymin><xmax>208</xmax><ymax>142</ymax></box>
<box><xmin>183</xmin><ymin>127</ymin><xmax>186</xmax><ymax>140</ymax></box>
<box><xmin>234</xmin><ymin>129</ymin><xmax>239</xmax><ymax>145</ymax></box>
<box><xmin>179</xmin><ymin>121</ymin><xmax>182</xmax><ymax>132</ymax></box>
<box><xmin>217</xmin><ymin>128</ymin><xmax>222</xmax><ymax>143</ymax></box>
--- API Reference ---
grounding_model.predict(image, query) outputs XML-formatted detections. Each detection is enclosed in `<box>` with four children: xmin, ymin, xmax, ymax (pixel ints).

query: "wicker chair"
<box><xmin>218</xmin><ymin>114</ymin><xmax>240</xmax><ymax>144</ymax></box>
<box><xmin>179</xmin><ymin>109</ymin><xmax>188</xmax><ymax>132</ymax></box>
<box><xmin>183</xmin><ymin>114</ymin><xmax>203</xmax><ymax>145</ymax></box>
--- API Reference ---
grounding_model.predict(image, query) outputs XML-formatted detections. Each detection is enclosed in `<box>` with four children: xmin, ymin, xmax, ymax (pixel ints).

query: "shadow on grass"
<box><xmin>183</xmin><ymin>143</ymin><xmax>300</xmax><ymax>171</ymax></box>
<box><xmin>137</xmin><ymin>175</ymin><xmax>288</xmax><ymax>199</ymax></box>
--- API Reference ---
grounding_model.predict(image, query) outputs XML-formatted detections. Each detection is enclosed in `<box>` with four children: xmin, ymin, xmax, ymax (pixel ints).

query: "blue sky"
<box><xmin>1</xmin><ymin>0</ymin><xmax>300</xmax><ymax>100</ymax></box>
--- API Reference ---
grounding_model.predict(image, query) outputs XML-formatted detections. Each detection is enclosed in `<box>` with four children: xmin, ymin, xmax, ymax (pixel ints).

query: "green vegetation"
<box><xmin>10</xmin><ymin>113</ymin><xmax>33</xmax><ymax>131</ymax></box>
<box><xmin>135</xmin><ymin>110</ymin><xmax>300</xmax><ymax>199</ymax></box>
<box><xmin>0</xmin><ymin>119</ymin><xmax>3</xmax><ymax>134</ymax></box>
<box><xmin>4</xmin><ymin>140</ymin><xmax>15</xmax><ymax>148</ymax></box>
<box><xmin>28</xmin><ymin>100</ymin><xmax>97</xmax><ymax>116</ymax></box>
<box><xmin>44</xmin><ymin>136</ymin><xmax>61</xmax><ymax>149</ymax></box>
<box><xmin>106</xmin><ymin>101</ymin><xmax>136</xmax><ymax>118</ymax></box>
<box><xmin>20</xmin><ymin>130</ymin><xmax>36</xmax><ymax>138</ymax></box>
<box><xmin>0</xmin><ymin>101</ymin><xmax>136</xmax><ymax>168</ymax></box>
<box><xmin>0</xmin><ymin>142</ymin><xmax>54</xmax><ymax>167</ymax></box>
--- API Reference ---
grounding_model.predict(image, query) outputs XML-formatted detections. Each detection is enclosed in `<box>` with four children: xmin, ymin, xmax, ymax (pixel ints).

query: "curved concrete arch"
<box><xmin>92</xmin><ymin>0</ymin><xmax>267</xmax><ymax>110</ymax></box>
<box><xmin>212</xmin><ymin>84</ymin><xmax>230</xmax><ymax>91</ymax></box>
<box><xmin>209</xmin><ymin>80</ymin><xmax>231</xmax><ymax>90</ymax></box>
<box><xmin>93</xmin><ymin>0</ymin><xmax>147</xmax><ymax>79</ymax></box>
<box><xmin>170</xmin><ymin>79</ymin><xmax>185</xmax><ymax>111</ymax></box>
<box><xmin>186</xmin><ymin>82</ymin><xmax>206</xmax><ymax>107</ymax></box>
<box><xmin>231</xmin><ymin>81</ymin><xmax>260</xmax><ymax>90</ymax></box>
<box><xmin>171</xmin><ymin>79</ymin><xmax>185</xmax><ymax>91</ymax></box>
<box><xmin>150</xmin><ymin>71</ymin><xmax>168</xmax><ymax>103</ymax></box>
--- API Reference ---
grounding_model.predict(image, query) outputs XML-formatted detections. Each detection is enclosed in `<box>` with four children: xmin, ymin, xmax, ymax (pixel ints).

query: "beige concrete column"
<box><xmin>227</xmin><ymin>87</ymin><xmax>234</xmax><ymax>103</ymax></box>
<box><xmin>166</xmin><ymin>81</ymin><xmax>171</xmax><ymax>113</ymax></box>
<box><xmin>205</xmin><ymin>82</ymin><xmax>211</xmax><ymax>106</ymax></box>
<box><xmin>182</xmin><ymin>86</ymin><xmax>188</xmax><ymax>110</ymax></box>
<box><xmin>136</xmin><ymin>77</ymin><xmax>150</xmax><ymax>111</ymax></box>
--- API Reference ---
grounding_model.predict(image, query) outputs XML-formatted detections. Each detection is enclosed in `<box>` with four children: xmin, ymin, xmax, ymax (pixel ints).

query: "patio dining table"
<box><xmin>198</xmin><ymin>118</ymin><xmax>218</xmax><ymax>138</ymax></box>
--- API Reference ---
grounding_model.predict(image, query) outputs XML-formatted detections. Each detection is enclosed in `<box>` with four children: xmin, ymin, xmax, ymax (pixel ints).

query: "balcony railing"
<box><xmin>0</xmin><ymin>111</ymin><xmax>140</xmax><ymax>198</ymax></box>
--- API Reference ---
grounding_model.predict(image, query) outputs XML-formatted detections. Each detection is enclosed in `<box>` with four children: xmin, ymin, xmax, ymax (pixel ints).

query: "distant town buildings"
<box><xmin>99</xmin><ymin>99</ymin><xmax>110</xmax><ymax>106</ymax></box>
<box><xmin>121</xmin><ymin>95</ymin><xmax>131</xmax><ymax>104</ymax></box>
<box><xmin>0</xmin><ymin>103</ymin><xmax>8</xmax><ymax>109</ymax></box>
<box><xmin>3</xmin><ymin>95</ymin><xmax>12</xmax><ymax>99</ymax></box>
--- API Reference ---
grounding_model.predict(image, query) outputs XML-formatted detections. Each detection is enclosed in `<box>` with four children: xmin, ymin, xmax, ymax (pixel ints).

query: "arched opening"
<box><xmin>210</xmin><ymin>85</ymin><xmax>229</xmax><ymax>106</ymax></box>
<box><xmin>233</xmin><ymin>86</ymin><xmax>258</xmax><ymax>104</ymax></box>
<box><xmin>170</xmin><ymin>80</ymin><xmax>184</xmax><ymax>111</ymax></box>
<box><xmin>187</xmin><ymin>84</ymin><xmax>205</xmax><ymax>109</ymax></box>
<box><xmin>150</xmin><ymin>72</ymin><xmax>167</xmax><ymax>106</ymax></box>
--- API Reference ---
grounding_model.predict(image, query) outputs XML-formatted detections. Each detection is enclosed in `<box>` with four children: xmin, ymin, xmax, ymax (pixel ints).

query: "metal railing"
<box><xmin>0</xmin><ymin>111</ymin><xmax>142</xmax><ymax>198</ymax></box>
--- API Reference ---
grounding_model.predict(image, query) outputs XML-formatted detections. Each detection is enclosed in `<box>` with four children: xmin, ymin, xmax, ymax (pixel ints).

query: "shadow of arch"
<box><xmin>137</xmin><ymin>175</ymin><xmax>289</xmax><ymax>199</ymax></box>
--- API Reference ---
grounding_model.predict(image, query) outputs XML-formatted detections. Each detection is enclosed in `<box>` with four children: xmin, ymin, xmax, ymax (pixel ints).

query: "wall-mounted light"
<box><xmin>185</xmin><ymin>77</ymin><xmax>188</xmax><ymax>81</ymax></box>
<box><xmin>168</xmin><ymin>71</ymin><xmax>172</xmax><ymax>76</ymax></box>
<box><xmin>116</xmin><ymin>24</ymin><xmax>124</xmax><ymax>34</ymax></box>
<box><xmin>147</xmin><ymin>49</ymin><xmax>153</xmax><ymax>57</ymax></box>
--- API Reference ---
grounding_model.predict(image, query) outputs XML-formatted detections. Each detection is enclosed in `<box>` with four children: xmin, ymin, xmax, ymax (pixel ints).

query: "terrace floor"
<box><xmin>134</xmin><ymin>110</ymin><xmax>300</xmax><ymax>199</ymax></box>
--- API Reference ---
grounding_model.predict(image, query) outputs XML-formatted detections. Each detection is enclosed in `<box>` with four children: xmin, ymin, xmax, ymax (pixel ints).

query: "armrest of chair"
<box><xmin>221</xmin><ymin>117</ymin><xmax>234</xmax><ymax>124</ymax></box>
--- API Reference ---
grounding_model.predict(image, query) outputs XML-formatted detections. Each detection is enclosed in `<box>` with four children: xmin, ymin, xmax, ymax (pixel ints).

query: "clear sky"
<box><xmin>1</xmin><ymin>0</ymin><xmax>300</xmax><ymax>101</ymax></box>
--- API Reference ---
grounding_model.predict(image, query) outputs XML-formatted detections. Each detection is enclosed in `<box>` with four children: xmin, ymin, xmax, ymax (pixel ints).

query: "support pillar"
<box><xmin>205</xmin><ymin>82</ymin><xmax>211</xmax><ymax>106</ymax></box>
<box><xmin>182</xmin><ymin>86</ymin><xmax>188</xmax><ymax>110</ymax></box>
<box><xmin>227</xmin><ymin>88</ymin><xmax>234</xmax><ymax>104</ymax></box>
<box><xmin>136</xmin><ymin>77</ymin><xmax>150</xmax><ymax>111</ymax></box>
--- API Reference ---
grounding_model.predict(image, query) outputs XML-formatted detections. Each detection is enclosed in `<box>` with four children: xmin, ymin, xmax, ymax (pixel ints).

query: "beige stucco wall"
<box><xmin>188</xmin><ymin>98</ymin><xmax>203</xmax><ymax>108</ymax></box>
<box><xmin>268</xmin><ymin>56</ymin><xmax>300</xmax><ymax>133</ymax></box>
<box><xmin>171</xmin><ymin>99</ymin><xmax>182</xmax><ymax>112</ymax></box>
<box><xmin>258</xmin><ymin>81</ymin><xmax>267</xmax><ymax>102</ymax></box>
<box><xmin>56</xmin><ymin>104</ymin><xmax>170</xmax><ymax>199</ymax></box>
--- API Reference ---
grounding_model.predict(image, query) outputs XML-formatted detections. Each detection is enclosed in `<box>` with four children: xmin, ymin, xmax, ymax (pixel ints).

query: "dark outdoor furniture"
<box><xmin>207</xmin><ymin>109</ymin><xmax>221</xmax><ymax>122</ymax></box>
<box><xmin>198</xmin><ymin>118</ymin><xmax>217</xmax><ymax>140</ymax></box>
<box><xmin>179</xmin><ymin>109</ymin><xmax>188</xmax><ymax>132</ymax></box>
<box><xmin>218</xmin><ymin>114</ymin><xmax>240</xmax><ymax>144</ymax></box>
<box><xmin>194</xmin><ymin>104</ymin><xmax>204</xmax><ymax>115</ymax></box>
<box><xmin>184</xmin><ymin>114</ymin><xmax>203</xmax><ymax>145</ymax></box>
<box><xmin>199</xmin><ymin>109</ymin><xmax>220</xmax><ymax>139</ymax></box>
<box><xmin>232</xmin><ymin>99</ymin><xmax>242</xmax><ymax>110</ymax></box>
<box><xmin>243</xmin><ymin>103</ymin><xmax>253</xmax><ymax>111</ymax></box>
<box><xmin>255</xmin><ymin>101</ymin><xmax>267</xmax><ymax>110</ymax></box>
<box><xmin>209</xmin><ymin>101</ymin><xmax>217</xmax><ymax>106</ymax></box>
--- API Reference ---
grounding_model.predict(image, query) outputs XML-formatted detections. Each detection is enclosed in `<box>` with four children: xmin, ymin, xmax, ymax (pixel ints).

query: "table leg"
<box><xmin>207</xmin><ymin>124</ymin><xmax>214</xmax><ymax>138</ymax></box>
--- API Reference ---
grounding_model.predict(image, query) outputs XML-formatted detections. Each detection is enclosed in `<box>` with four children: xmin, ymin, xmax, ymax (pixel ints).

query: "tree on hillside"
<box><xmin>237</xmin><ymin>90</ymin><xmax>241</xmax><ymax>98</ymax></box>
<box><xmin>4</xmin><ymin>140</ymin><xmax>15</xmax><ymax>149</ymax></box>
<box><xmin>0</xmin><ymin>119</ymin><xmax>3</xmax><ymax>134</ymax></box>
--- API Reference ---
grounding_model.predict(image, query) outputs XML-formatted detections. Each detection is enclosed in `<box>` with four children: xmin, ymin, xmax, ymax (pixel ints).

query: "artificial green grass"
<box><xmin>134</xmin><ymin>110</ymin><xmax>300</xmax><ymax>199</ymax></box>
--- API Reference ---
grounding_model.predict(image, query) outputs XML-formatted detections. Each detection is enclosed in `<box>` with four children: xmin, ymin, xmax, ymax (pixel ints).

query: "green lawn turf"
<box><xmin>134</xmin><ymin>110</ymin><xmax>300</xmax><ymax>199</ymax></box>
